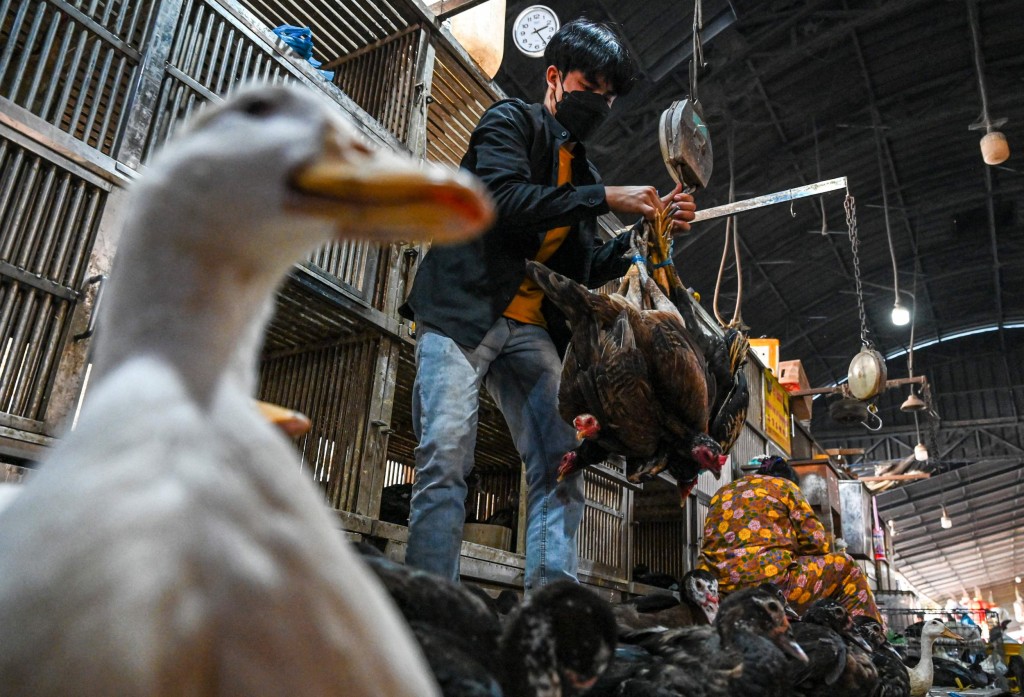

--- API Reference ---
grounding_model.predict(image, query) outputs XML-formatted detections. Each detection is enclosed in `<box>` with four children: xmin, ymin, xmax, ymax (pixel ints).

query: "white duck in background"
<box><xmin>908</xmin><ymin>618</ymin><xmax>964</xmax><ymax>697</ymax></box>
<box><xmin>0</xmin><ymin>84</ymin><xmax>492</xmax><ymax>696</ymax></box>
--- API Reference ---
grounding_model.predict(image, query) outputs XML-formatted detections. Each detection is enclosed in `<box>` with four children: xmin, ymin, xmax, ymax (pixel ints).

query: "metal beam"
<box><xmin>857</xmin><ymin>473</ymin><xmax>930</xmax><ymax>482</ymax></box>
<box><xmin>427</xmin><ymin>0</ymin><xmax>493</xmax><ymax>21</ymax></box>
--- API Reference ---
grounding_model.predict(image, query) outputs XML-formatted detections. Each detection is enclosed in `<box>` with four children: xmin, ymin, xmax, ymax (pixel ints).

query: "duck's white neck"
<box><xmin>909</xmin><ymin>632</ymin><xmax>940</xmax><ymax>690</ymax></box>
<box><xmin>918</xmin><ymin>635</ymin><xmax>936</xmax><ymax>667</ymax></box>
<box><xmin>92</xmin><ymin>206</ymin><xmax>296</xmax><ymax>407</ymax></box>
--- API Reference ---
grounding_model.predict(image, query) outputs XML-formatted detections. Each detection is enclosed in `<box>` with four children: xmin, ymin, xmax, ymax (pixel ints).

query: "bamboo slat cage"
<box><xmin>0</xmin><ymin>134</ymin><xmax>107</xmax><ymax>427</ymax></box>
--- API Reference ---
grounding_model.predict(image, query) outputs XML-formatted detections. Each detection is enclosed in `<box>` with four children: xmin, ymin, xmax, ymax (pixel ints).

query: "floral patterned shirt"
<box><xmin>698</xmin><ymin>475</ymin><xmax>830</xmax><ymax>592</ymax></box>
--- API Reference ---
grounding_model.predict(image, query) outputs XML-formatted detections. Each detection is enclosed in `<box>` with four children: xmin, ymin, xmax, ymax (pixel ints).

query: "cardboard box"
<box><xmin>779</xmin><ymin>359</ymin><xmax>812</xmax><ymax>421</ymax></box>
<box><xmin>749</xmin><ymin>338</ymin><xmax>779</xmax><ymax>375</ymax></box>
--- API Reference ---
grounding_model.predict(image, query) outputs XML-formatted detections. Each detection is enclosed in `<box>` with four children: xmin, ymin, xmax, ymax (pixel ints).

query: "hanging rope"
<box><xmin>689</xmin><ymin>0</ymin><xmax>703</xmax><ymax>107</ymax></box>
<box><xmin>712</xmin><ymin>129</ymin><xmax>744</xmax><ymax>329</ymax></box>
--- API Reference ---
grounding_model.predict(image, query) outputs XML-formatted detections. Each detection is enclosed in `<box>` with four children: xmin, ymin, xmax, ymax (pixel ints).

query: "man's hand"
<box><xmin>661</xmin><ymin>182</ymin><xmax>697</xmax><ymax>233</ymax></box>
<box><xmin>605</xmin><ymin>183</ymin><xmax>697</xmax><ymax>233</ymax></box>
<box><xmin>604</xmin><ymin>185</ymin><xmax>663</xmax><ymax>221</ymax></box>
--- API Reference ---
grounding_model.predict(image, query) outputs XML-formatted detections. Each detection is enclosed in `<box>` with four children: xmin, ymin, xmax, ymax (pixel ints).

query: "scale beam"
<box><xmin>692</xmin><ymin>177</ymin><xmax>848</xmax><ymax>223</ymax></box>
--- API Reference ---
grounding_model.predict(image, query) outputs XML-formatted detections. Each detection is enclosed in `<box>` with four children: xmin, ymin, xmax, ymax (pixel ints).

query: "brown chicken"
<box><xmin>524</xmin><ymin>260</ymin><xmax>726</xmax><ymax>504</ymax></box>
<box><xmin>645</xmin><ymin>208</ymin><xmax>751</xmax><ymax>463</ymax></box>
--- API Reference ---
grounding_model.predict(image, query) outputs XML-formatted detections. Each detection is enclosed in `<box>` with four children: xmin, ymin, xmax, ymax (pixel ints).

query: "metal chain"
<box><xmin>844</xmin><ymin>193</ymin><xmax>871</xmax><ymax>347</ymax></box>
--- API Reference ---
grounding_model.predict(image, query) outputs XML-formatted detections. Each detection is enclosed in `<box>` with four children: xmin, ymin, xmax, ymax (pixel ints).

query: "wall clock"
<box><xmin>513</xmin><ymin>5</ymin><xmax>560</xmax><ymax>58</ymax></box>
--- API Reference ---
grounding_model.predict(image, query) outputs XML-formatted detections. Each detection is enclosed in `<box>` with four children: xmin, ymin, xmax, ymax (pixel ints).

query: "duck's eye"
<box><xmin>767</xmin><ymin>601</ymin><xmax>781</xmax><ymax>612</ymax></box>
<box><xmin>241</xmin><ymin>98</ymin><xmax>276</xmax><ymax>117</ymax></box>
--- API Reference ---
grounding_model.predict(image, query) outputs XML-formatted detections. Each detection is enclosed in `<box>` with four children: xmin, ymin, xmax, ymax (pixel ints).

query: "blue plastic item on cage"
<box><xmin>272</xmin><ymin>25</ymin><xmax>335</xmax><ymax>81</ymax></box>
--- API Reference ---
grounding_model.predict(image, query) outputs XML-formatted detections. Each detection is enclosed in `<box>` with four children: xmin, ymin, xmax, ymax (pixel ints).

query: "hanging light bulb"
<box><xmin>966</xmin><ymin>0</ymin><xmax>1010</xmax><ymax>166</ymax></box>
<box><xmin>980</xmin><ymin>131</ymin><xmax>1010</xmax><ymax>165</ymax></box>
<box><xmin>892</xmin><ymin>300</ymin><xmax>911</xmax><ymax>326</ymax></box>
<box><xmin>940</xmin><ymin>506</ymin><xmax>953</xmax><ymax>529</ymax></box>
<box><xmin>914</xmin><ymin>442</ymin><xmax>929</xmax><ymax>461</ymax></box>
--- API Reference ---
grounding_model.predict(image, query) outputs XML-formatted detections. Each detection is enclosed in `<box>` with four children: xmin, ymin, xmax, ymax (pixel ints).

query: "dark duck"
<box><xmin>614</xmin><ymin>569</ymin><xmax>720</xmax><ymax>632</ymax></box>
<box><xmin>853</xmin><ymin>615</ymin><xmax>912</xmax><ymax>697</ymax></box>
<box><xmin>355</xmin><ymin>543</ymin><xmax>504</xmax><ymax>696</ymax></box>
<box><xmin>787</xmin><ymin>599</ymin><xmax>878</xmax><ymax>697</ymax></box>
<box><xmin>594</xmin><ymin>584</ymin><xmax>808</xmax><ymax>697</ymax></box>
<box><xmin>523</xmin><ymin>261</ymin><xmax>726</xmax><ymax>505</ymax></box>
<box><xmin>499</xmin><ymin>580</ymin><xmax>619</xmax><ymax>697</ymax></box>
<box><xmin>356</xmin><ymin>544</ymin><xmax>616</xmax><ymax>697</ymax></box>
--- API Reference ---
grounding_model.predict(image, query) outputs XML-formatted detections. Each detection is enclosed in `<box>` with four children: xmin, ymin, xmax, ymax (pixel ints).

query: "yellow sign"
<box><xmin>763</xmin><ymin>368</ymin><xmax>791</xmax><ymax>454</ymax></box>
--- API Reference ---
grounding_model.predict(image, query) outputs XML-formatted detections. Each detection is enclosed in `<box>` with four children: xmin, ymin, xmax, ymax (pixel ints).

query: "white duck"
<box><xmin>0</xmin><ymin>84</ymin><xmax>492</xmax><ymax>696</ymax></box>
<box><xmin>908</xmin><ymin>618</ymin><xmax>964</xmax><ymax>697</ymax></box>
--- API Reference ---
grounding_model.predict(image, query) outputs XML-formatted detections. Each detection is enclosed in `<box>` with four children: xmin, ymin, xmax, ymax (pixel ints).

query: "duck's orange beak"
<box><xmin>290</xmin><ymin>122</ymin><xmax>494</xmax><ymax>244</ymax></box>
<box><xmin>256</xmin><ymin>400</ymin><xmax>312</xmax><ymax>438</ymax></box>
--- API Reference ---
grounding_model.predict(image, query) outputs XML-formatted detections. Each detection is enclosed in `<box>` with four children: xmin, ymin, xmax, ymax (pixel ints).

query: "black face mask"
<box><xmin>554</xmin><ymin>88</ymin><xmax>611</xmax><ymax>142</ymax></box>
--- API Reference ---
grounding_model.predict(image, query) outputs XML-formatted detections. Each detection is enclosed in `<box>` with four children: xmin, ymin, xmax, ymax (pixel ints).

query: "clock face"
<box><xmin>513</xmin><ymin>5</ymin><xmax>560</xmax><ymax>58</ymax></box>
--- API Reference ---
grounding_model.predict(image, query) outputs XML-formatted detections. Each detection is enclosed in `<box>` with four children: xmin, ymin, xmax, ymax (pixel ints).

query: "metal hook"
<box><xmin>861</xmin><ymin>405</ymin><xmax>883</xmax><ymax>431</ymax></box>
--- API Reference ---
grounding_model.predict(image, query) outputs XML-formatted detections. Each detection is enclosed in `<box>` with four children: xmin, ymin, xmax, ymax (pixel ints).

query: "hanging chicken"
<box><xmin>644</xmin><ymin>205</ymin><xmax>751</xmax><ymax>470</ymax></box>
<box><xmin>525</xmin><ymin>206</ymin><xmax>749</xmax><ymax>505</ymax></box>
<box><xmin>524</xmin><ymin>259</ymin><xmax>725</xmax><ymax>505</ymax></box>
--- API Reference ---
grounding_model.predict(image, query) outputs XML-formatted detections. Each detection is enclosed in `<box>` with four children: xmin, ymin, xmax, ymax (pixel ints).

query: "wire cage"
<box><xmin>880</xmin><ymin>606</ymin><xmax>997</xmax><ymax>664</ymax></box>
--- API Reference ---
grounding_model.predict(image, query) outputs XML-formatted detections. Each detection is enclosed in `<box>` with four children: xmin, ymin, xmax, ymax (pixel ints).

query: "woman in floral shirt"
<box><xmin>697</xmin><ymin>456</ymin><xmax>881</xmax><ymax>621</ymax></box>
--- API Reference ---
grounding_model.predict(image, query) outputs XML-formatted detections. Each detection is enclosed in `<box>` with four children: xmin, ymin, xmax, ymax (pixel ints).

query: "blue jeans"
<box><xmin>405</xmin><ymin>318</ymin><xmax>584</xmax><ymax>592</ymax></box>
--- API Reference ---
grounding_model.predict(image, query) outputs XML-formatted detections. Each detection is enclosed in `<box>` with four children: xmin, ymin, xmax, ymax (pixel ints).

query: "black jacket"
<box><xmin>399</xmin><ymin>98</ymin><xmax>634</xmax><ymax>354</ymax></box>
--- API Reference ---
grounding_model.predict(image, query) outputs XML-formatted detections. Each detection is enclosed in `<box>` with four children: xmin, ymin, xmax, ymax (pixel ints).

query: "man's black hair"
<box><xmin>544</xmin><ymin>18</ymin><xmax>636</xmax><ymax>96</ymax></box>
<box><xmin>754</xmin><ymin>456</ymin><xmax>800</xmax><ymax>486</ymax></box>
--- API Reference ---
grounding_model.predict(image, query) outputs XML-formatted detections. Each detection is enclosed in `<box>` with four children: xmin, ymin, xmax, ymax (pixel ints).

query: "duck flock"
<box><xmin>359</xmin><ymin>538</ymin><xmax>874</xmax><ymax>697</ymax></box>
<box><xmin>0</xmin><ymin>84</ymin><xmax>995</xmax><ymax>696</ymax></box>
<box><xmin>358</xmin><ymin>556</ymin><xmax>976</xmax><ymax>697</ymax></box>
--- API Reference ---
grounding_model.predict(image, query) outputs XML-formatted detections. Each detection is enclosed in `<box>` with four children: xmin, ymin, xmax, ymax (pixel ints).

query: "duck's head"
<box><xmin>129</xmin><ymin>84</ymin><xmax>494</xmax><ymax>271</ymax></box>
<box><xmin>803</xmin><ymin>599</ymin><xmax>874</xmax><ymax>651</ymax></box>
<box><xmin>717</xmin><ymin>586</ymin><xmax>808</xmax><ymax>663</ymax></box>
<box><xmin>921</xmin><ymin>618</ymin><xmax>963</xmax><ymax>644</ymax></box>
<box><xmin>500</xmin><ymin>581</ymin><xmax>617</xmax><ymax>697</ymax></box>
<box><xmin>802</xmin><ymin>599</ymin><xmax>851</xmax><ymax>633</ymax></box>
<box><xmin>852</xmin><ymin>615</ymin><xmax>887</xmax><ymax>651</ymax></box>
<box><xmin>757</xmin><ymin>582</ymin><xmax>801</xmax><ymax>621</ymax></box>
<box><xmin>682</xmin><ymin>569</ymin><xmax>719</xmax><ymax>623</ymax></box>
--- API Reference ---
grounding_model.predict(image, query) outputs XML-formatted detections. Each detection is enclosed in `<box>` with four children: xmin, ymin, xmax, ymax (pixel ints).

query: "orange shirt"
<box><xmin>503</xmin><ymin>146</ymin><xmax>574</xmax><ymax>326</ymax></box>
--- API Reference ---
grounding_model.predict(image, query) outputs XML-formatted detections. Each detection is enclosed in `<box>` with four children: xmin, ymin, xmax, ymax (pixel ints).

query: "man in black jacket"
<box><xmin>399</xmin><ymin>18</ymin><xmax>697</xmax><ymax>591</ymax></box>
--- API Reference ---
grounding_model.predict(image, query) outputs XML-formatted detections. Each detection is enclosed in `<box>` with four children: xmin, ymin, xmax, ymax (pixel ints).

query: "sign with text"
<box><xmin>763</xmin><ymin>367</ymin><xmax>792</xmax><ymax>454</ymax></box>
